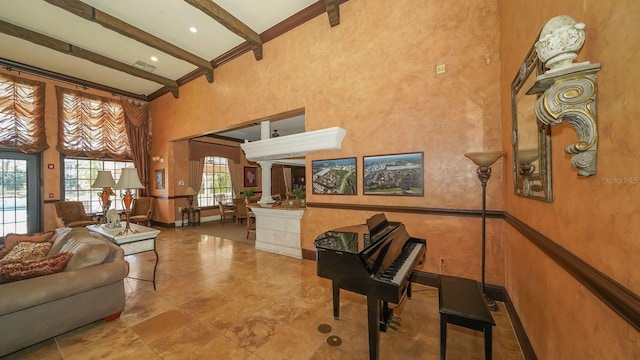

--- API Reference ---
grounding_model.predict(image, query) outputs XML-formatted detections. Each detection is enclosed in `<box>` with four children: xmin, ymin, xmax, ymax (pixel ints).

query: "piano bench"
<box><xmin>438</xmin><ymin>275</ymin><xmax>495</xmax><ymax>360</ymax></box>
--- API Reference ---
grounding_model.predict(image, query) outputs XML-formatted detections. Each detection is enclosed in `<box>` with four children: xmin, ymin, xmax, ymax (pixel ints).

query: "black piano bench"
<box><xmin>438</xmin><ymin>275</ymin><xmax>496</xmax><ymax>360</ymax></box>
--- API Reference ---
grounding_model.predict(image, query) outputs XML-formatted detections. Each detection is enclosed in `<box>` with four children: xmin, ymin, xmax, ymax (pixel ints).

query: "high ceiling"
<box><xmin>0</xmin><ymin>0</ymin><xmax>342</xmax><ymax>101</ymax></box>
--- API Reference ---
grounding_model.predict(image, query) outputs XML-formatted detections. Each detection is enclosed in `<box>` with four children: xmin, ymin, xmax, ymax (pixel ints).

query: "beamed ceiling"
<box><xmin>0</xmin><ymin>0</ymin><xmax>343</xmax><ymax>101</ymax></box>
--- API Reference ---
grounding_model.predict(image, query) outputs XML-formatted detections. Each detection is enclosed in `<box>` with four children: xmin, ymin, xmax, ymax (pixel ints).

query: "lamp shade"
<box><xmin>92</xmin><ymin>171</ymin><xmax>116</xmax><ymax>188</ymax></box>
<box><xmin>464</xmin><ymin>151</ymin><xmax>505</xmax><ymax>166</ymax></box>
<box><xmin>115</xmin><ymin>168</ymin><xmax>144</xmax><ymax>189</ymax></box>
<box><xmin>184</xmin><ymin>186</ymin><xmax>197</xmax><ymax>196</ymax></box>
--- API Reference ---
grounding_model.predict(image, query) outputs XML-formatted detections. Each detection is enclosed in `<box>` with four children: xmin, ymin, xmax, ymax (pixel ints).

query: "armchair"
<box><xmin>127</xmin><ymin>197</ymin><xmax>153</xmax><ymax>227</ymax></box>
<box><xmin>54</xmin><ymin>201</ymin><xmax>98</xmax><ymax>228</ymax></box>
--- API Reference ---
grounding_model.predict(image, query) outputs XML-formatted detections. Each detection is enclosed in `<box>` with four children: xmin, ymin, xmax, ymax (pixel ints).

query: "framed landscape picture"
<box><xmin>312</xmin><ymin>157</ymin><xmax>357</xmax><ymax>195</ymax></box>
<box><xmin>363</xmin><ymin>152</ymin><xmax>424</xmax><ymax>196</ymax></box>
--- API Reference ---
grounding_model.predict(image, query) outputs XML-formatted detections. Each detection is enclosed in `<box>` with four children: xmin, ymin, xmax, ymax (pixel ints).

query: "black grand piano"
<box><xmin>314</xmin><ymin>213</ymin><xmax>427</xmax><ymax>360</ymax></box>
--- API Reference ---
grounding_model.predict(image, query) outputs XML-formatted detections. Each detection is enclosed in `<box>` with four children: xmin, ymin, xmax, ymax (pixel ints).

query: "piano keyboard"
<box><xmin>380</xmin><ymin>242</ymin><xmax>425</xmax><ymax>285</ymax></box>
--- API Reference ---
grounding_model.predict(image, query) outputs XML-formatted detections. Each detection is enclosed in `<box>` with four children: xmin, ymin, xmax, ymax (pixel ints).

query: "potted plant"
<box><xmin>242</xmin><ymin>188</ymin><xmax>255</xmax><ymax>198</ymax></box>
<box><xmin>288</xmin><ymin>189</ymin><xmax>306</xmax><ymax>207</ymax></box>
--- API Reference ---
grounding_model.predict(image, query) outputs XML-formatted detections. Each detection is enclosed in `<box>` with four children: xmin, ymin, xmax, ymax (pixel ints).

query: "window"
<box><xmin>198</xmin><ymin>156</ymin><xmax>233</xmax><ymax>207</ymax></box>
<box><xmin>63</xmin><ymin>157</ymin><xmax>132</xmax><ymax>214</ymax></box>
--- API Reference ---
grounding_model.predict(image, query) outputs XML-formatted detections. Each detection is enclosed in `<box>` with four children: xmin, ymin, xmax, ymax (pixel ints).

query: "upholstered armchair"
<box><xmin>54</xmin><ymin>201</ymin><xmax>98</xmax><ymax>228</ymax></box>
<box><xmin>127</xmin><ymin>197</ymin><xmax>153</xmax><ymax>227</ymax></box>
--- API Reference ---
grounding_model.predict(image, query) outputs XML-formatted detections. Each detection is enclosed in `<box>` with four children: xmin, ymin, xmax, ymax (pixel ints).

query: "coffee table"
<box><xmin>89</xmin><ymin>223</ymin><xmax>161</xmax><ymax>290</ymax></box>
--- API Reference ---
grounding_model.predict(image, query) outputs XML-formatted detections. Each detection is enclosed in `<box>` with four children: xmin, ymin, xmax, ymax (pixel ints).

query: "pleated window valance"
<box><xmin>56</xmin><ymin>86</ymin><xmax>132</xmax><ymax>160</ymax></box>
<box><xmin>0</xmin><ymin>73</ymin><xmax>48</xmax><ymax>153</ymax></box>
<box><xmin>189</xmin><ymin>140</ymin><xmax>241</xmax><ymax>163</ymax></box>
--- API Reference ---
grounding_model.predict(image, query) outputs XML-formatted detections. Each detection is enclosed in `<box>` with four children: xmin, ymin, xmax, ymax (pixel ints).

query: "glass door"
<box><xmin>1</xmin><ymin>151</ymin><xmax>40</xmax><ymax>240</ymax></box>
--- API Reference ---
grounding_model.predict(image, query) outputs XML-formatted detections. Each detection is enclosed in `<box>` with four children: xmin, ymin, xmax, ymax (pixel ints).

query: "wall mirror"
<box><xmin>511</xmin><ymin>40</ymin><xmax>553</xmax><ymax>202</ymax></box>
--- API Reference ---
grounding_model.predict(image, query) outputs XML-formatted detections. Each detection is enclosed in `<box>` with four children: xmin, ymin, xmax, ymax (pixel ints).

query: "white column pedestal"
<box><xmin>249</xmin><ymin>206</ymin><xmax>305</xmax><ymax>259</ymax></box>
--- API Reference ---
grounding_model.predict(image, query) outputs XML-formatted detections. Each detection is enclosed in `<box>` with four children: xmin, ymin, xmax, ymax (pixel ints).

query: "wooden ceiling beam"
<box><xmin>184</xmin><ymin>0</ymin><xmax>263</xmax><ymax>61</ymax></box>
<box><xmin>44</xmin><ymin>0</ymin><xmax>213</xmax><ymax>83</ymax></box>
<box><xmin>324</xmin><ymin>0</ymin><xmax>341</xmax><ymax>27</ymax></box>
<box><xmin>0</xmin><ymin>19</ymin><xmax>179</xmax><ymax>98</ymax></box>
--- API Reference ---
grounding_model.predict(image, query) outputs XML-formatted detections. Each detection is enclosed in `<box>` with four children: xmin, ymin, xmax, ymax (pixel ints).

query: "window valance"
<box><xmin>56</xmin><ymin>86</ymin><xmax>132</xmax><ymax>160</ymax></box>
<box><xmin>0</xmin><ymin>73</ymin><xmax>48</xmax><ymax>153</ymax></box>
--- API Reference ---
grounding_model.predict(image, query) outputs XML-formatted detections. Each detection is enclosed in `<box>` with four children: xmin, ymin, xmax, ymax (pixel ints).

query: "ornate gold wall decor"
<box><xmin>527</xmin><ymin>16</ymin><xmax>601</xmax><ymax>177</ymax></box>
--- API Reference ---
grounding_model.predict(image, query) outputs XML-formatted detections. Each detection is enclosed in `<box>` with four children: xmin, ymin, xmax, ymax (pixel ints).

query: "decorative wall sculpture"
<box><xmin>527</xmin><ymin>15</ymin><xmax>601</xmax><ymax>176</ymax></box>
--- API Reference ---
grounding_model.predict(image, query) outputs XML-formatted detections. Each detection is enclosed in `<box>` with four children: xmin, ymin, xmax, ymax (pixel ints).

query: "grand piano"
<box><xmin>314</xmin><ymin>213</ymin><xmax>427</xmax><ymax>360</ymax></box>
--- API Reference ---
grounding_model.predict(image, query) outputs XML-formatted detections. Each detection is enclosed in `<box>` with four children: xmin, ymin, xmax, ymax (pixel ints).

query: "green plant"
<box><xmin>289</xmin><ymin>188</ymin><xmax>305</xmax><ymax>199</ymax></box>
<box><xmin>242</xmin><ymin>188</ymin><xmax>255</xmax><ymax>197</ymax></box>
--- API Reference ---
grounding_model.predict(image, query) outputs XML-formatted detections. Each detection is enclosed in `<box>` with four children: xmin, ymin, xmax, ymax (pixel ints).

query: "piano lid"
<box><xmin>314</xmin><ymin>214</ymin><xmax>402</xmax><ymax>254</ymax></box>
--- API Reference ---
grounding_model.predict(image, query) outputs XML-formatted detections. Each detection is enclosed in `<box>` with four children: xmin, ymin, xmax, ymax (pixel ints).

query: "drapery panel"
<box><xmin>56</xmin><ymin>86</ymin><xmax>131</xmax><ymax>160</ymax></box>
<box><xmin>189</xmin><ymin>159</ymin><xmax>204</xmax><ymax>208</ymax></box>
<box><xmin>122</xmin><ymin>99</ymin><xmax>150</xmax><ymax>195</ymax></box>
<box><xmin>0</xmin><ymin>73</ymin><xmax>48</xmax><ymax>153</ymax></box>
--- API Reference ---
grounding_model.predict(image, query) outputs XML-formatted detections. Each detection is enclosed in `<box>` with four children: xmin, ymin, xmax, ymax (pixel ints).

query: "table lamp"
<box><xmin>115</xmin><ymin>168</ymin><xmax>144</xmax><ymax>234</ymax></box>
<box><xmin>91</xmin><ymin>171</ymin><xmax>116</xmax><ymax>226</ymax></box>
<box><xmin>464</xmin><ymin>151</ymin><xmax>505</xmax><ymax>311</ymax></box>
<box><xmin>184</xmin><ymin>186</ymin><xmax>197</xmax><ymax>209</ymax></box>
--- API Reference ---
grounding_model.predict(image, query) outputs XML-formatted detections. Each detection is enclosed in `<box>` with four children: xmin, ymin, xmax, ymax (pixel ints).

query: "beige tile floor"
<box><xmin>3</xmin><ymin>226</ymin><xmax>524</xmax><ymax>360</ymax></box>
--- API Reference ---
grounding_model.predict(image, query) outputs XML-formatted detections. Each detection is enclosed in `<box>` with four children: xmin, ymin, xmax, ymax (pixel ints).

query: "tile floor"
<box><xmin>3</xmin><ymin>226</ymin><xmax>524</xmax><ymax>359</ymax></box>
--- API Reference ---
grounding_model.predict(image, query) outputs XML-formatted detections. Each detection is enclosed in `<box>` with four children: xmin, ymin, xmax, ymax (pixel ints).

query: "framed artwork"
<box><xmin>244</xmin><ymin>166</ymin><xmax>258</xmax><ymax>187</ymax></box>
<box><xmin>312</xmin><ymin>157</ymin><xmax>357</xmax><ymax>195</ymax></box>
<box><xmin>155</xmin><ymin>169</ymin><xmax>165</xmax><ymax>189</ymax></box>
<box><xmin>363</xmin><ymin>152</ymin><xmax>424</xmax><ymax>196</ymax></box>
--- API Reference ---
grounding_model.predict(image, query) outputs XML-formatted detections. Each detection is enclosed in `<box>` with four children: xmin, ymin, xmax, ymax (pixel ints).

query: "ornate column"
<box><xmin>257</xmin><ymin>160</ymin><xmax>274</xmax><ymax>205</ymax></box>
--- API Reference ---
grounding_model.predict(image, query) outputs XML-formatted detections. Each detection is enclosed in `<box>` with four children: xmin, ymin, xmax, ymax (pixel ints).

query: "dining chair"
<box><xmin>233</xmin><ymin>198</ymin><xmax>249</xmax><ymax>226</ymax></box>
<box><xmin>218</xmin><ymin>202</ymin><xmax>235</xmax><ymax>225</ymax></box>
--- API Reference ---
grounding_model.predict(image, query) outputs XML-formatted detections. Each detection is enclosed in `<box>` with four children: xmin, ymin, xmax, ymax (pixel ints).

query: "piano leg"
<box><xmin>332</xmin><ymin>282</ymin><xmax>340</xmax><ymax>319</ymax></box>
<box><xmin>367</xmin><ymin>296</ymin><xmax>380</xmax><ymax>360</ymax></box>
<box><xmin>408</xmin><ymin>281</ymin><xmax>412</xmax><ymax>298</ymax></box>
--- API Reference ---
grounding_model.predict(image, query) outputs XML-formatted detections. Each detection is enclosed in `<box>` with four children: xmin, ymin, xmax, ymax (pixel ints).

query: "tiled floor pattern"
<box><xmin>3</xmin><ymin>226</ymin><xmax>524</xmax><ymax>359</ymax></box>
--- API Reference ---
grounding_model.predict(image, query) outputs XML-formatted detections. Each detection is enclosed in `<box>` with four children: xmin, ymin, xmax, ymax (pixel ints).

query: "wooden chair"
<box><xmin>233</xmin><ymin>198</ymin><xmax>249</xmax><ymax>226</ymax></box>
<box><xmin>128</xmin><ymin>197</ymin><xmax>153</xmax><ymax>226</ymax></box>
<box><xmin>246</xmin><ymin>211</ymin><xmax>256</xmax><ymax>239</ymax></box>
<box><xmin>245</xmin><ymin>197</ymin><xmax>256</xmax><ymax>239</ymax></box>
<box><xmin>218</xmin><ymin>202</ymin><xmax>235</xmax><ymax>225</ymax></box>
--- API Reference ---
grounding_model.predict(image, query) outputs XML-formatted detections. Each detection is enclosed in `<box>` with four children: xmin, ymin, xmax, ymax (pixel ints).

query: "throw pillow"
<box><xmin>1</xmin><ymin>242</ymin><xmax>52</xmax><ymax>262</ymax></box>
<box><xmin>0</xmin><ymin>252</ymin><xmax>72</xmax><ymax>284</ymax></box>
<box><xmin>0</xmin><ymin>232</ymin><xmax>54</xmax><ymax>260</ymax></box>
<box><xmin>60</xmin><ymin>236</ymin><xmax>111</xmax><ymax>271</ymax></box>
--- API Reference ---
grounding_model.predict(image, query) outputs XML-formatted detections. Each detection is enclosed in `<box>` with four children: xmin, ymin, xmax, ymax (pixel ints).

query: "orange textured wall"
<box><xmin>150</xmin><ymin>0</ymin><xmax>504</xmax><ymax>279</ymax></box>
<box><xmin>499</xmin><ymin>0</ymin><xmax>639</xmax><ymax>358</ymax></box>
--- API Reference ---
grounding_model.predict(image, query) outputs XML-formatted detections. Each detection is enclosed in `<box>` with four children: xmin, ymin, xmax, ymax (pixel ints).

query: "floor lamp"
<box><xmin>464</xmin><ymin>151</ymin><xmax>505</xmax><ymax>312</ymax></box>
<box><xmin>91</xmin><ymin>171</ymin><xmax>116</xmax><ymax>226</ymax></box>
<box><xmin>115</xmin><ymin>168</ymin><xmax>145</xmax><ymax>235</ymax></box>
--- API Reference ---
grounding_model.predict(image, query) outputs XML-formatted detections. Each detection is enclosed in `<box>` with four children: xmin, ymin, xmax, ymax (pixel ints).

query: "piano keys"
<box><xmin>314</xmin><ymin>213</ymin><xmax>427</xmax><ymax>360</ymax></box>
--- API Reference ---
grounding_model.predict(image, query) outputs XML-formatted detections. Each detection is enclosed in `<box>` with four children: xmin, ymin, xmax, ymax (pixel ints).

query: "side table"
<box><xmin>181</xmin><ymin>208</ymin><xmax>201</xmax><ymax>227</ymax></box>
<box><xmin>89</xmin><ymin>223</ymin><xmax>161</xmax><ymax>290</ymax></box>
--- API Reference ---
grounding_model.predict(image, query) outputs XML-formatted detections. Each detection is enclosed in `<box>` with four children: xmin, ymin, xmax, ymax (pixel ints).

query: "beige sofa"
<box><xmin>0</xmin><ymin>227</ymin><xmax>129</xmax><ymax>356</ymax></box>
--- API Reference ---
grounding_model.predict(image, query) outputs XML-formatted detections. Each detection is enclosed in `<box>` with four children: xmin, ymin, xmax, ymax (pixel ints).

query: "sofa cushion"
<box><xmin>60</xmin><ymin>236</ymin><xmax>112</xmax><ymax>271</ymax></box>
<box><xmin>0</xmin><ymin>252</ymin><xmax>72</xmax><ymax>284</ymax></box>
<box><xmin>0</xmin><ymin>232</ymin><xmax>54</xmax><ymax>260</ymax></box>
<box><xmin>1</xmin><ymin>242</ymin><xmax>52</xmax><ymax>262</ymax></box>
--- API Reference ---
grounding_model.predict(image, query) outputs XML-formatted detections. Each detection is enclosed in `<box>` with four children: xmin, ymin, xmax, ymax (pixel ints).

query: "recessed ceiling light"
<box><xmin>150</xmin><ymin>56</ymin><xmax>158</xmax><ymax>62</ymax></box>
<box><xmin>189</xmin><ymin>26</ymin><xmax>198</xmax><ymax>33</ymax></box>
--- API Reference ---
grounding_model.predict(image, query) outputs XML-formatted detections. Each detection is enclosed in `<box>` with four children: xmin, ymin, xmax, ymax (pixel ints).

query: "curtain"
<box><xmin>122</xmin><ymin>99</ymin><xmax>150</xmax><ymax>195</ymax></box>
<box><xmin>189</xmin><ymin>159</ymin><xmax>204</xmax><ymax>208</ymax></box>
<box><xmin>56</xmin><ymin>86</ymin><xmax>131</xmax><ymax>160</ymax></box>
<box><xmin>228</xmin><ymin>160</ymin><xmax>242</xmax><ymax>198</ymax></box>
<box><xmin>0</xmin><ymin>73</ymin><xmax>48</xmax><ymax>153</ymax></box>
